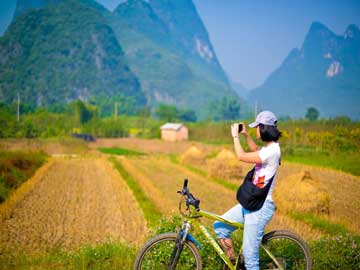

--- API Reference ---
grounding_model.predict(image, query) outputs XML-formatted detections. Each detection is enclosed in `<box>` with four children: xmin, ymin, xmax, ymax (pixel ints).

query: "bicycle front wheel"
<box><xmin>134</xmin><ymin>233</ymin><xmax>202</xmax><ymax>270</ymax></box>
<box><xmin>260</xmin><ymin>230</ymin><xmax>312</xmax><ymax>270</ymax></box>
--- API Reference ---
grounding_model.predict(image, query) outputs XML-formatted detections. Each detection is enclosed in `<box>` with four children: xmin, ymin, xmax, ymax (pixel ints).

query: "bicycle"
<box><xmin>134</xmin><ymin>179</ymin><xmax>312</xmax><ymax>270</ymax></box>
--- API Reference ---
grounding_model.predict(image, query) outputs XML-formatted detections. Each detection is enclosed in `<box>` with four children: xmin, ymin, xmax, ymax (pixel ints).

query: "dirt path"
<box><xmin>0</xmin><ymin>157</ymin><xmax>147</xmax><ymax>254</ymax></box>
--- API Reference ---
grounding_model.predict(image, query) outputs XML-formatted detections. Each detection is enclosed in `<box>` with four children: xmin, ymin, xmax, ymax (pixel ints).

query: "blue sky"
<box><xmin>1</xmin><ymin>0</ymin><xmax>359</xmax><ymax>88</ymax></box>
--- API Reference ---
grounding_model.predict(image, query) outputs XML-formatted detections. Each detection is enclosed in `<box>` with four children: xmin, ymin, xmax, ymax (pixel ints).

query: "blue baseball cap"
<box><xmin>249</xmin><ymin>111</ymin><xmax>278</xmax><ymax>128</ymax></box>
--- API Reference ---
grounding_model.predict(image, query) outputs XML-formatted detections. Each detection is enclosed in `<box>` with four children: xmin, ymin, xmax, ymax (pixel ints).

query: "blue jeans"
<box><xmin>213</xmin><ymin>200</ymin><xmax>275</xmax><ymax>270</ymax></box>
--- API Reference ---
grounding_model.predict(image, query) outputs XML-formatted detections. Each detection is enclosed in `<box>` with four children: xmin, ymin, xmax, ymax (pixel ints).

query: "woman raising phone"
<box><xmin>214</xmin><ymin>110</ymin><xmax>281</xmax><ymax>270</ymax></box>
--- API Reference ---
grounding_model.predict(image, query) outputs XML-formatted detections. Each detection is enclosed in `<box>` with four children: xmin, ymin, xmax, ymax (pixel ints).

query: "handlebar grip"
<box><xmin>183</xmin><ymin>179</ymin><xmax>188</xmax><ymax>188</ymax></box>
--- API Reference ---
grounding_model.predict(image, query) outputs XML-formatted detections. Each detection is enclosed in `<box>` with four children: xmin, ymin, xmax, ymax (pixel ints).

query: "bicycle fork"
<box><xmin>167</xmin><ymin>221</ymin><xmax>191</xmax><ymax>270</ymax></box>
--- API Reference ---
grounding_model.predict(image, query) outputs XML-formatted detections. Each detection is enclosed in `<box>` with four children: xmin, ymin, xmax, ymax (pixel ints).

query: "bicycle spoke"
<box><xmin>139</xmin><ymin>238</ymin><xmax>198</xmax><ymax>270</ymax></box>
<box><xmin>260</xmin><ymin>236</ymin><xmax>308</xmax><ymax>270</ymax></box>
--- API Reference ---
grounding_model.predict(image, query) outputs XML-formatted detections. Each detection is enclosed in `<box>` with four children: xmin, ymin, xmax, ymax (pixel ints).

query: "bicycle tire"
<box><xmin>134</xmin><ymin>233</ymin><xmax>203</xmax><ymax>270</ymax></box>
<box><xmin>260</xmin><ymin>230</ymin><xmax>312</xmax><ymax>270</ymax></box>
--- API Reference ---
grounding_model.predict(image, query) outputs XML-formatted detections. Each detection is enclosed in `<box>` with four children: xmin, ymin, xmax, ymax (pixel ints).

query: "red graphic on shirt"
<box><xmin>255</xmin><ymin>175</ymin><xmax>265</xmax><ymax>188</ymax></box>
<box><xmin>253</xmin><ymin>163</ymin><xmax>266</xmax><ymax>188</ymax></box>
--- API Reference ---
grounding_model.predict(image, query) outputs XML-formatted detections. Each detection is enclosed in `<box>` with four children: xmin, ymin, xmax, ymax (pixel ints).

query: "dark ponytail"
<box><xmin>259</xmin><ymin>124</ymin><xmax>282</xmax><ymax>142</ymax></box>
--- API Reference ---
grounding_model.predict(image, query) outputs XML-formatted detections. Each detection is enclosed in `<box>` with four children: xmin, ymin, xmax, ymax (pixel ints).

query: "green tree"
<box><xmin>137</xmin><ymin>106</ymin><xmax>151</xmax><ymax>118</ymax></box>
<box><xmin>73</xmin><ymin>100</ymin><xmax>98</xmax><ymax>124</ymax></box>
<box><xmin>137</xmin><ymin>106</ymin><xmax>152</xmax><ymax>135</ymax></box>
<box><xmin>156</xmin><ymin>104</ymin><xmax>178</xmax><ymax>122</ymax></box>
<box><xmin>22</xmin><ymin>120</ymin><xmax>38</xmax><ymax>138</ymax></box>
<box><xmin>89</xmin><ymin>95</ymin><xmax>137</xmax><ymax>117</ymax></box>
<box><xmin>305</xmin><ymin>107</ymin><xmax>320</xmax><ymax>121</ymax></box>
<box><xmin>0</xmin><ymin>104</ymin><xmax>15</xmax><ymax>138</ymax></box>
<box><xmin>178</xmin><ymin>109</ymin><xmax>197</xmax><ymax>122</ymax></box>
<box><xmin>211</xmin><ymin>97</ymin><xmax>240</xmax><ymax>121</ymax></box>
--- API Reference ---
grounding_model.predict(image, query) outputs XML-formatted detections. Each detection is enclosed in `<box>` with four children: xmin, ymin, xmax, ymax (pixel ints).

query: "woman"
<box><xmin>213</xmin><ymin>110</ymin><xmax>281</xmax><ymax>270</ymax></box>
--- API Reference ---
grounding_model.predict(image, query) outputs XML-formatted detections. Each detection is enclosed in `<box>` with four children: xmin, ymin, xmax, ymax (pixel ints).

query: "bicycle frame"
<box><xmin>183</xmin><ymin>206</ymin><xmax>284</xmax><ymax>270</ymax></box>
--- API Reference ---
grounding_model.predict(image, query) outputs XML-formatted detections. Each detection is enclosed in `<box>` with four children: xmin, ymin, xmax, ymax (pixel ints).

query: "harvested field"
<box><xmin>119</xmin><ymin>157</ymin><xmax>175</xmax><ymax>215</ymax></box>
<box><xmin>121</xmin><ymin>155</ymin><xmax>323</xmax><ymax>240</ymax></box>
<box><xmin>122</xmin><ymin>155</ymin><xmax>237</xmax><ymax>214</ymax></box>
<box><xmin>266</xmin><ymin>212</ymin><xmax>323</xmax><ymax>240</ymax></box>
<box><xmin>180</xmin><ymin>146</ymin><xmax>206</xmax><ymax>166</ymax></box>
<box><xmin>275</xmin><ymin>162</ymin><xmax>360</xmax><ymax>234</ymax></box>
<box><xmin>2</xmin><ymin>137</ymin><xmax>358</xmax><ymax>257</ymax></box>
<box><xmin>207</xmin><ymin>149</ymin><xmax>243</xmax><ymax>181</ymax></box>
<box><xmin>275</xmin><ymin>171</ymin><xmax>330</xmax><ymax>215</ymax></box>
<box><xmin>0</xmin><ymin>157</ymin><xmax>147</xmax><ymax>254</ymax></box>
<box><xmin>91</xmin><ymin>138</ymin><xmax>221</xmax><ymax>155</ymax></box>
<box><xmin>0</xmin><ymin>138</ymin><xmax>89</xmax><ymax>155</ymax></box>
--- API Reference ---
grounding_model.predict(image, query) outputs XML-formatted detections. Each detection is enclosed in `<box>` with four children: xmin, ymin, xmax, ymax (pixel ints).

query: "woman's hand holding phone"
<box><xmin>238</xmin><ymin>122</ymin><xmax>247</xmax><ymax>135</ymax></box>
<box><xmin>231</xmin><ymin>122</ymin><xmax>247</xmax><ymax>138</ymax></box>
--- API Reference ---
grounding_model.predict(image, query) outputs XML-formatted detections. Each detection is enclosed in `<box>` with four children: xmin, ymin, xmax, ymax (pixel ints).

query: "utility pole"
<box><xmin>114</xmin><ymin>101</ymin><xmax>118</xmax><ymax>119</ymax></box>
<box><xmin>17</xmin><ymin>92</ymin><xmax>20</xmax><ymax>122</ymax></box>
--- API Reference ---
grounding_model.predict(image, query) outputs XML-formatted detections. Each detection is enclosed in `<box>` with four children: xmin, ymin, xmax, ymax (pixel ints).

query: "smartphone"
<box><xmin>238</xmin><ymin>123</ymin><xmax>243</xmax><ymax>133</ymax></box>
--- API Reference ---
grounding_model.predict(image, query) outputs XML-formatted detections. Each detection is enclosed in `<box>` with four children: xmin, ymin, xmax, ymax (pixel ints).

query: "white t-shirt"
<box><xmin>252</xmin><ymin>142</ymin><xmax>281</xmax><ymax>201</ymax></box>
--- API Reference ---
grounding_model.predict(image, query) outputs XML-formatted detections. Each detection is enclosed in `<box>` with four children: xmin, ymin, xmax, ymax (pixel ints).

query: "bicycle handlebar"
<box><xmin>178</xmin><ymin>179</ymin><xmax>200</xmax><ymax>212</ymax></box>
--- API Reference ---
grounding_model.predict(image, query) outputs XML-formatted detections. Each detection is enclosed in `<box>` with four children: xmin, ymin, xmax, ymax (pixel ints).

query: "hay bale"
<box><xmin>274</xmin><ymin>171</ymin><xmax>330</xmax><ymax>215</ymax></box>
<box><xmin>207</xmin><ymin>149</ymin><xmax>242</xmax><ymax>180</ymax></box>
<box><xmin>180</xmin><ymin>146</ymin><xmax>206</xmax><ymax>166</ymax></box>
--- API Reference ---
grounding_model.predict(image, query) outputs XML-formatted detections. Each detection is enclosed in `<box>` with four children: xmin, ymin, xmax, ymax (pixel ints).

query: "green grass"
<box><xmin>152</xmin><ymin>215</ymin><xmax>360</xmax><ymax>270</ymax></box>
<box><xmin>290</xmin><ymin>211</ymin><xmax>350</xmax><ymax>235</ymax></box>
<box><xmin>0</xmin><ymin>150</ymin><xmax>47</xmax><ymax>203</ymax></box>
<box><xmin>309</xmin><ymin>234</ymin><xmax>360</xmax><ymax>270</ymax></box>
<box><xmin>283</xmin><ymin>147</ymin><xmax>359</xmax><ymax>176</ymax></box>
<box><xmin>0</xmin><ymin>241</ymin><xmax>136</xmax><ymax>270</ymax></box>
<box><xmin>1</xmin><ymin>220</ymin><xmax>358</xmax><ymax>270</ymax></box>
<box><xmin>98</xmin><ymin>147</ymin><xmax>145</xmax><ymax>156</ymax></box>
<box><xmin>109</xmin><ymin>157</ymin><xmax>162</xmax><ymax>228</ymax></box>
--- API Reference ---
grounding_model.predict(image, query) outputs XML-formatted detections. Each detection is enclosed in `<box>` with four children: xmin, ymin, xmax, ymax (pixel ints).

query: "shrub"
<box><xmin>310</xmin><ymin>234</ymin><xmax>360</xmax><ymax>270</ymax></box>
<box><xmin>0</xmin><ymin>151</ymin><xmax>47</xmax><ymax>202</ymax></box>
<box><xmin>153</xmin><ymin>216</ymin><xmax>360</xmax><ymax>270</ymax></box>
<box><xmin>154</xmin><ymin>215</ymin><xmax>226</xmax><ymax>270</ymax></box>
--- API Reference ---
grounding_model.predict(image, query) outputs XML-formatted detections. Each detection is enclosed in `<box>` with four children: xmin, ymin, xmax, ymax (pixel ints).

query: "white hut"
<box><xmin>160</xmin><ymin>123</ymin><xmax>188</xmax><ymax>141</ymax></box>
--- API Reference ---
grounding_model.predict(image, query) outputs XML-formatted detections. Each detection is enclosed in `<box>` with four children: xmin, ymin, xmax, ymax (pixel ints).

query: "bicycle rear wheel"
<box><xmin>260</xmin><ymin>230</ymin><xmax>312</xmax><ymax>270</ymax></box>
<box><xmin>133</xmin><ymin>233</ymin><xmax>202</xmax><ymax>270</ymax></box>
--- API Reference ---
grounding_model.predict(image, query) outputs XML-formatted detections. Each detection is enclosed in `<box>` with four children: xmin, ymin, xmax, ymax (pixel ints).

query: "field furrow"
<box><xmin>0</xmin><ymin>157</ymin><xmax>147</xmax><ymax>254</ymax></box>
<box><xmin>124</xmin><ymin>155</ymin><xmax>237</xmax><ymax>215</ymax></box>
<box><xmin>124</xmin><ymin>155</ymin><xmax>324</xmax><ymax>240</ymax></box>
<box><xmin>119</xmin><ymin>157</ymin><xmax>176</xmax><ymax>215</ymax></box>
<box><xmin>277</xmin><ymin>162</ymin><xmax>360</xmax><ymax>234</ymax></box>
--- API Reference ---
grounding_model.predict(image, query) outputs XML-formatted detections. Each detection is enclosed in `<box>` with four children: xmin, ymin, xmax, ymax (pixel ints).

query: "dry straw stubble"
<box><xmin>0</xmin><ymin>157</ymin><xmax>147</xmax><ymax>254</ymax></box>
<box><xmin>207</xmin><ymin>149</ymin><xmax>243</xmax><ymax>181</ymax></box>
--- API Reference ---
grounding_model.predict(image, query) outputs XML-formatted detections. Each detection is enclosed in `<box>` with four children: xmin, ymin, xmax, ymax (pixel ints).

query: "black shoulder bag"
<box><xmin>236</xmin><ymin>167</ymin><xmax>275</xmax><ymax>211</ymax></box>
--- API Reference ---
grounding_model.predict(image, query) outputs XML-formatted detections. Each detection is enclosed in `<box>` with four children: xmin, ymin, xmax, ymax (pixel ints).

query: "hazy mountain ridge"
<box><xmin>110</xmin><ymin>0</ymin><xmax>242</xmax><ymax>118</ymax></box>
<box><xmin>1</xmin><ymin>0</ymin><xmax>245</xmax><ymax>119</ymax></box>
<box><xmin>149</xmin><ymin>0</ymin><xmax>227</xmax><ymax>81</ymax></box>
<box><xmin>0</xmin><ymin>0</ymin><xmax>145</xmax><ymax>109</ymax></box>
<box><xmin>250</xmin><ymin>22</ymin><xmax>360</xmax><ymax>119</ymax></box>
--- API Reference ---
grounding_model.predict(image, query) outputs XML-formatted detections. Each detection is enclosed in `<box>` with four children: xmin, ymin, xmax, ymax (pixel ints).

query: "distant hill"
<box><xmin>249</xmin><ymin>22</ymin><xmax>360</xmax><ymax>119</ymax></box>
<box><xmin>110</xmin><ymin>0</ymin><xmax>244</xmax><ymax>118</ymax></box>
<box><xmin>229</xmin><ymin>77</ymin><xmax>248</xmax><ymax>99</ymax></box>
<box><xmin>0</xmin><ymin>0</ymin><xmax>145</xmax><ymax>110</ymax></box>
<box><xmin>0</xmin><ymin>0</ymin><xmax>246</xmax><ymax>119</ymax></box>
